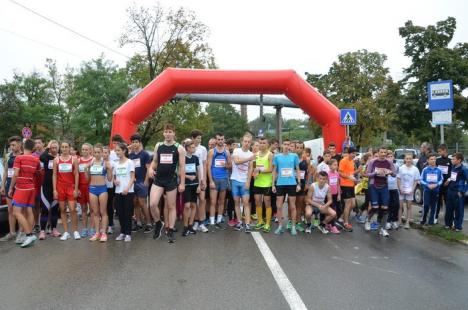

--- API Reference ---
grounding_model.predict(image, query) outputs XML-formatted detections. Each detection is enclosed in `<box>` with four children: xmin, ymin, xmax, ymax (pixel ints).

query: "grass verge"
<box><xmin>418</xmin><ymin>224</ymin><xmax>468</xmax><ymax>243</ymax></box>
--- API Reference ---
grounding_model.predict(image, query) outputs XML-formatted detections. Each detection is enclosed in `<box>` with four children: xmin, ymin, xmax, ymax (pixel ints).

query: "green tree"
<box><xmin>205</xmin><ymin>103</ymin><xmax>248</xmax><ymax>142</ymax></box>
<box><xmin>0</xmin><ymin>81</ymin><xmax>23</xmax><ymax>152</ymax></box>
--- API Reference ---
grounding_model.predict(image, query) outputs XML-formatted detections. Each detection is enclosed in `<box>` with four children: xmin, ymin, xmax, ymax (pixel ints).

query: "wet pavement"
<box><xmin>1</xmin><ymin>215</ymin><xmax>468</xmax><ymax>310</ymax></box>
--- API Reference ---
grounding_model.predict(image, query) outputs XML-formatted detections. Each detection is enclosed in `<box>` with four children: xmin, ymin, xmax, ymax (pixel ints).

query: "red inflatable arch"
<box><xmin>111</xmin><ymin>68</ymin><xmax>345</xmax><ymax>151</ymax></box>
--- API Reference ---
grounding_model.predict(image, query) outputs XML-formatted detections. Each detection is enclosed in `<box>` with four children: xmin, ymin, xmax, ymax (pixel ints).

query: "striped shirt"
<box><xmin>13</xmin><ymin>154</ymin><xmax>40</xmax><ymax>190</ymax></box>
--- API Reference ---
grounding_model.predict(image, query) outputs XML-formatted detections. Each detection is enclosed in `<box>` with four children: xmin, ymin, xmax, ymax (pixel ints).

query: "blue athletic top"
<box><xmin>211</xmin><ymin>148</ymin><xmax>228</xmax><ymax>180</ymax></box>
<box><xmin>273</xmin><ymin>153</ymin><xmax>299</xmax><ymax>186</ymax></box>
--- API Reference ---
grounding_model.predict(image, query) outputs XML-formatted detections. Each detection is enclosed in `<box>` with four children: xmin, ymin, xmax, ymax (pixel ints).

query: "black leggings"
<box><xmin>107</xmin><ymin>187</ymin><xmax>115</xmax><ymax>227</ymax></box>
<box><xmin>359</xmin><ymin>188</ymin><xmax>371</xmax><ymax>212</ymax></box>
<box><xmin>388</xmin><ymin>189</ymin><xmax>400</xmax><ymax>222</ymax></box>
<box><xmin>115</xmin><ymin>193</ymin><xmax>135</xmax><ymax>235</ymax></box>
<box><xmin>40</xmin><ymin>186</ymin><xmax>59</xmax><ymax>230</ymax></box>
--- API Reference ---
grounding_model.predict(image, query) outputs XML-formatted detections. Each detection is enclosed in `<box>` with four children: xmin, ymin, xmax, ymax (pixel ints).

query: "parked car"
<box><xmin>394</xmin><ymin>148</ymin><xmax>419</xmax><ymax>167</ymax></box>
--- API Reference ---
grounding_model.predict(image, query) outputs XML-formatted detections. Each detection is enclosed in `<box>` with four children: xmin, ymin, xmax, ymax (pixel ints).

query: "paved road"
<box><xmin>1</xmin><ymin>216</ymin><xmax>468</xmax><ymax>310</ymax></box>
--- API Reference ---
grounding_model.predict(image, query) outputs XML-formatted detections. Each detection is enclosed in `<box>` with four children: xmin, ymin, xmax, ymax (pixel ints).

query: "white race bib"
<box><xmin>427</xmin><ymin>173</ymin><xmax>437</xmax><ymax>182</ymax></box>
<box><xmin>438</xmin><ymin>165</ymin><xmax>448</xmax><ymax>175</ymax></box>
<box><xmin>133</xmin><ymin>158</ymin><xmax>141</xmax><ymax>168</ymax></box>
<box><xmin>40</xmin><ymin>162</ymin><xmax>44</xmax><ymax>169</ymax></box>
<box><xmin>160</xmin><ymin>154</ymin><xmax>173</xmax><ymax>164</ymax></box>
<box><xmin>7</xmin><ymin>168</ymin><xmax>14</xmax><ymax>178</ymax></box>
<box><xmin>375</xmin><ymin>167</ymin><xmax>386</xmax><ymax>176</ymax></box>
<box><xmin>90</xmin><ymin>165</ymin><xmax>104</xmax><ymax>175</ymax></box>
<box><xmin>214</xmin><ymin>158</ymin><xmax>226</xmax><ymax>168</ymax></box>
<box><xmin>402</xmin><ymin>185</ymin><xmax>412</xmax><ymax>194</ymax></box>
<box><xmin>116</xmin><ymin>167</ymin><xmax>127</xmax><ymax>177</ymax></box>
<box><xmin>79</xmin><ymin>164</ymin><xmax>86</xmax><ymax>173</ymax></box>
<box><xmin>59</xmin><ymin>163</ymin><xmax>72</xmax><ymax>173</ymax></box>
<box><xmin>329</xmin><ymin>176</ymin><xmax>338</xmax><ymax>186</ymax></box>
<box><xmin>299</xmin><ymin>171</ymin><xmax>306</xmax><ymax>180</ymax></box>
<box><xmin>186</xmin><ymin>163</ymin><xmax>196</xmax><ymax>173</ymax></box>
<box><xmin>280</xmin><ymin>168</ymin><xmax>293</xmax><ymax>178</ymax></box>
<box><xmin>48</xmin><ymin>160</ymin><xmax>54</xmax><ymax>169</ymax></box>
<box><xmin>450</xmin><ymin>172</ymin><xmax>457</xmax><ymax>182</ymax></box>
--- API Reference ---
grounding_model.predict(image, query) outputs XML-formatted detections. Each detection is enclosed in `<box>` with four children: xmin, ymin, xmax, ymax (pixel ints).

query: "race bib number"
<box><xmin>7</xmin><ymin>168</ymin><xmax>14</xmax><ymax>178</ymax></box>
<box><xmin>280</xmin><ymin>168</ymin><xmax>293</xmax><ymax>178</ymax></box>
<box><xmin>329</xmin><ymin>176</ymin><xmax>338</xmax><ymax>186</ymax></box>
<box><xmin>79</xmin><ymin>164</ymin><xmax>86</xmax><ymax>173</ymax></box>
<box><xmin>186</xmin><ymin>163</ymin><xmax>196</xmax><ymax>173</ymax></box>
<box><xmin>375</xmin><ymin>167</ymin><xmax>386</xmax><ymax>176</ymax></box>
<box><xmin>133</xmin><ymin>158</ymin><xmax>141</xmax><ymax>168</ymax></box>
<box><xmin>299</xmin><ymin>171</ymin><xmax>306</xmax><ymax>180</ymax></box>
<box><xmin>427</xmin><ymin>173</ymin><xmax>437</xmax><ymax>183</ymax></box>
<box><xmin>402</xmin><ymin>185</ymin><xmax>412</xmax><ymax>194</ymax></box>
<box><xmin>160</xmin><ymin>154</ymin><xmax>173</xmax><ymax>164</ymax></box>
<box><xmin>214</xmin><ymin>158</ymin><xmax>226</xmax><ymax>168</ymax></box>
<box><xmin>40</xmin><ymin>162</ymin><xmax>44</xmax><ymax>169</ymax></box>
<box><xmin>58</xmin><ymin>163</ymin><xmax>72</xmax><ymax>173</ymax></box>
<box><xmin>116</xmin><ymin>167</ymin><xmax>127</xmax><ymax>177</ymax></box>
<box><xmin>438</xmin><ymin>165</ymin><xmax>448</xmax><ymax>175</ymax></box>
<box><xmin>48</xmin><ymin>160</ymin><xmax>54</xmax><ymax>169</ymax></box>
<box><xmin>90</xmin><ymin>165</ymin><xmax>103</xmax><ymax>175</ymax></box>
<box><xmin>450</xmin><ymin>172</ymin><xmax>457</xmax><ymax>182</ymax></box>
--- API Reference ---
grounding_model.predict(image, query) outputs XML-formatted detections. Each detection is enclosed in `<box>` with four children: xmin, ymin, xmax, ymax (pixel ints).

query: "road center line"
<box><xmin>251</xmin><ymin>232</ymin><xmax>308</xmax><ymax>310</ymax></box>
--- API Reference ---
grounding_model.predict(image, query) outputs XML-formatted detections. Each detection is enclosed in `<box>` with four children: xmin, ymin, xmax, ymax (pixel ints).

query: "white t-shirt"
<box><xmin>110</xmin><ymin>150</ymin><xmax>120</xmax><ymax>164</ymax></box>
<box><xmin>114</xmin><ymin>159</ymin><xmax>135</xmax><ymax>194</ymax></box>
<box><xmin>397</xmin><ymin>165</ymin><xmax>420</xmax><ymax>194</ymax></box>
<box><xmin>316</xmin><ymin>161</ymin><xmax>330</xmax><ymax>174</ymax></box>
<box><xmin>195</xmin><ymin>144</ymin><xmax>208</xmax><ymax>179</ymax></box>
<box><xmin>231</xmin><ymin>148</ymin><xmax>252</xmax><ymax>183</ymax></box>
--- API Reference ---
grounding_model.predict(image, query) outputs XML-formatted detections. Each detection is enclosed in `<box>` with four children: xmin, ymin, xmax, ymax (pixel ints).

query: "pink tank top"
<box><xmin>328</xmin><ymin>170</ymin><xmax>340</xmax><ymax>195</ymax></box>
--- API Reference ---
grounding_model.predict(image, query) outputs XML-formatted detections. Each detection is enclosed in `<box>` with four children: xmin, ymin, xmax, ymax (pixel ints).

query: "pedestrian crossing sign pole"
<box><xmin>340</xmin><ymin>109</ymin><xmax>357</xmax><ymax>136</ymax></box>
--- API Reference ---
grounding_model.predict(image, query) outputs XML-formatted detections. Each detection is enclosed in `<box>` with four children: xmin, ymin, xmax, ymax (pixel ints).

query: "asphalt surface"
<box><xmin>1</xmin><ymin>214</ymin><xmax>468</xmax><ymax>310</ymax></box>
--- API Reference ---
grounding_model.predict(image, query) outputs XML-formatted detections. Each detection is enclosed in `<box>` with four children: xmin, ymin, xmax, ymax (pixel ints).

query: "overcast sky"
<box><xmin>1</xmin><ymin>0</ymin><xmax>467</xmax><ymax>120</ymax></box>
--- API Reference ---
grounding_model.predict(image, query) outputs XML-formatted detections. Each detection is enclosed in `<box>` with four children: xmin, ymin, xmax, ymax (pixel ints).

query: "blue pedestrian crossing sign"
<box><xmin>340</xmin><ymin>109</ymin><xmax>357</xmax><ymax>125</ymax></box>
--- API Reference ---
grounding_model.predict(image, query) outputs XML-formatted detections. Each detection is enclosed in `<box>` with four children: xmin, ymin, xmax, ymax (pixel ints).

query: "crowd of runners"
<box><xmin>1</xmin><ymin>123</ymin><xmax>467</xmax><ymax>248</ymax></box>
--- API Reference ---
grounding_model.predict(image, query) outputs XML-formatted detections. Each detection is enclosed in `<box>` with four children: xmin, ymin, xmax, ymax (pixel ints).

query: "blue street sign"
<box><xmin>258</xmin><ymin>129</ymin><xmax>264</xmax><ymax>137</ymax></box>
<box><xmin>427</xmin><ymin>80</ymin><xmax>453</xmax><ymax>111</ymax></box>
<box><xmin>340</xmin><ymin>109</ymin><xmax>357</xmax><ymax>125</ymax></box>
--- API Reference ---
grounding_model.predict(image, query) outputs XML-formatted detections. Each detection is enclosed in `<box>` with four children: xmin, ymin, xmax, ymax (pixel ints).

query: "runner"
<box><xmin>419</xmin><ymin>154</ymin><xmax>443</xmax><ymax>226</ymax></box>
<box><xmin>207</xmin><ymin>132</ymin><xmax>231</xmax><ymax>231</ymax></box>
<box><xmin>88</xmin><ymin>144</ymin><xmax>113</xmax><ymax>242</ymax></box>
<box><xmin>397</xmin><ymin>153</ymin><xmax>420</xmax><ymax>229</ymax></box>
<box><xmin>102</xmin><ymin>146</ymin><xmax>116</xmax><ymax>234</ymax></box>
<box><xmin>445</xmin><ymin>153</ymin><xmax>468</xmax><ymax>231</ymax></box>
<box><xmin>113</xmin><ymin>143</ymin><xmax>135</xmax><ymax>242</ymax></box>
<box><xmin>129</xmin><ymin>134</ymin><xmax>153</xmax><ymax>233</ymax></box>
<box><xmin>191</xmin><ymin>130</ymin><xmax>209</xmax><ymax>233</ymax></box>
<box><xmin>364</xmin><ymin>146</ymin><xmax>396</xmax><ymax>237</ymax></box>
<box><xmin>53</xmin><ymin>141</ymin><xmax>80</xmax><ymax>240</ymax></box>
<box><xmin>8</xmin><ymin>139</ymin><xmax>41</xmax><ymax>247</ymax></box>
<box><xmin>272</xmin><ymin>139</ymin><xmax>301</xmax><ymax>236</ymax></box>
<box><xmin>182</xmin><ymin>139</ymin><xmax>202</xmax><ymax>236</ymax></box>
<box><xmin>208</xmin><ymin>138</ymin><xmax>216</xmax><ymax>150</ymax></box>
<box><xmin>230</xmin><ymin>134</ymin><xmax>254</xmax><ymax>233</ymax></box>
<box><xmin>386</xmin><ymin>151</ymin><xmax>400</xmax><ymax>230</ymax></box>
<box><xmin>435</xmin><ymin>144</ymin><xmax>451</xmax><ymax>224</ymax></box>
<box><xmin>305</xmin><ymin>171</ymin><xmax>337</xmax><ymax>234</ymax></box>
<box><xmin>32</xmin><ymin>136</ymin><xmax>46</xmax><ymax>233</ymax></box>
<box><xmin>148</xmin><ymin>123</ymin><xmax>186</xmax><ymax>243</ymax></box>
<box><xmin>325</xmin><ymin>159</ymin><xmax>341</xmax><ymax>234</ymax></box>
<box><xmin>253</xmin><ymin>137</ymin><xmax>274</xmax><ymax>233</ymax></box>
<box><xmin>316</xmin><ymin>151</ymin><xmax>331</xmax><ymax>176</ymax></box>
<box><xmin>38</xmin><ymin>140</ymin><xmax>60</xmax><ymax>240</ymax></box>
<box><xmin>327</xmin><ymin>142</ymin><xmax>342</xmax><ymax>162</ymax></box>
<box><xmin>0</xmin><ymin>136</ymin><xmax>22</xmax><ymax>242</ymax></box>
<box><xmin>295</xmin><ymin>146</ymin><xmax>310</xmax><ymax>233</ymax></box>
<box><xmin>338</xmin><ymin>147</ymin><xmax>358</xmax><ymax>232</ymax></box>
<box><xmin>78</xmin><ymin>143</ymin><xmax>94</xmax><ymax>238</ymax></box>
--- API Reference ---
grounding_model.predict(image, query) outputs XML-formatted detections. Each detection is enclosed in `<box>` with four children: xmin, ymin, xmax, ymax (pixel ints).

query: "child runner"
<box><xmin>325</xmin><ymin>159</ymin><xmax>341</xmax><ymax>234</ymax></box>
<box><xmin>305</xmin><ymin>171</ymin><xmax>337</xmax><ymax>234</ymax></box>
<box><xmin>295</xmin><ymin>148</ymin><xmax>309</xmax><ymax>233</ymax></box>
<box><xmin>102</xmin><ymin>147</ymin><xmax>115</xmax><ymax>234</ymax></box>
<box><xmin>253</xmin><ymin>137</ymin><xmax>274</xmax><ymax>233</ymax></box>
<box><xmin>78</xmin><ymin>143</ymin><xmax>94</xmax><ymax>238</ymax></box>
<box><xmin>8</xmin><ymin>139</ymin><xmax>41</xmax><ymax>247</ymax></box>
<box><xmin>356</xmin><ymin>153</ymin><xmax>371</xmax><ymax>224</ymax></box>
<box><xmin>445</xmin><ymin>153</ymin><xmax>468</xmax><ymax>231</ymax></box>
<box><xmin>397</xmin><ymin>153</ymin><xmax>420</xmax><ymax>229</ymax></box>
<box><xmin>88</xmin><ymin>144</ymin><xmax>113</xmax><ymax>241</ymax></box>
<box><xmin>420</xmin><ymin>153</ymin><xmax>443</xmax><ymax>226</ymax></box>
<box><xmin>386</xmin><ymin>151</ymin><xmax>400</xmax><ymax>230</ymax></box>
<box><xmin>113</xmin><ymin>143</ymin><xmax>135</xmax><ymax>242</ymax></box>
<box><xmin>338</xmin><ymin>147</ymin><xmax>358</xmax><ymax>232</ymax></box>
<box><xmin>182</xmin><ymin>139</ymin><xmax>202</xmax><ymax>236</ymax></box>
<box><xmin>53</xmin><ymin>141</ymin><xmax>80</xmax><ymax>240</ymax></box>
<box><xmin>435</xmin><ymin>144</ymin><xmax>451</xmax><ymax>224</ymax></box>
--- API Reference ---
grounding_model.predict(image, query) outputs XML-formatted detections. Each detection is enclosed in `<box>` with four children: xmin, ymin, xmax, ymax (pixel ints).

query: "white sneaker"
<box><xmin>124</xmin><ymin>235</ymin><xmax>132</xmax><ymax>242</ymax></box>
<box><xmin>434</xmin><ymin>218</ymin><xmax>438</xmax><ymax>224</ymax></box>
<box><xmin>192</xmin><ymin>222</ymin><xmax>199</xmax><ymax>231</ymax></box>
<box><xmin>73</xmin><ymin>231</ymin><xmax>81</xmax><ymax>240</ymax></box>
<box><xmin>385</xmin><ymin>223</ymin><xmax>392</xmax><ymax>230</ymax></box>
<box><xmin>198</xmin><ymin>224</ymin><xmax>209</xmax><ymax>233</ymax></box>
<box><xmin>379</xmin><ymin>228</ymin><xmax>390</xmax><ymax>237</ymax></box>
<box><xmin>20</xmin><ymin>235</ymin><xmax>37</xmax><ymax>248</ymax></box>
<box><xmin>392</xmin><ymin>222</ymin><xmax>399</xmax><ymax>230</ymax></box>
<box><xmin>364</xmin><ymin>221</ymin><xmax>371</xmax><ymax>231</ymax></box>
<box><xmin>107</xmin><ymin>226</ymin><xmax>114</xmax><ymax>234</ymax></box>
<box><xmin>404</xmin><ymin>222</ymin><xmax>410</xmax><ymax>229</ymax></box>
<box><xmin>116</xmin><ymin>233</ymin><xmax>125</xmax><ymax>241</ymax></box>
<box><xmin>0</xmin><ymin>232</ymin><xmax>16</xmax><ymax>242</ymax></box>
<box><xmin>60</xmin><ymin>232</ymin><xmax>70</xmax><ymax>241</ymax></box>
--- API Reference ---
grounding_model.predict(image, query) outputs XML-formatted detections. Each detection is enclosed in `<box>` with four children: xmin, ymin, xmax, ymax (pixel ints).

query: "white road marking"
<box><xmin>251</xmin><ymin>232</ymin><xmax>308</xmax><ymax>310</ymax></box>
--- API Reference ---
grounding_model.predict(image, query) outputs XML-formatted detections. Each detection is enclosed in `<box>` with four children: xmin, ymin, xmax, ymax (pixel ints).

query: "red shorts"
<box><xmin>12</xmin><ymin>188</ymin><xmax>36</xmax><ymax>208</ymax></box>
<box><xmin>57</xmin><ymin>185</ymin><xmax>75</xmax><ymax>202</ymax></box>
<box><xmin>78</xmin><ymin>183</ymin><xmax>89</xmax><ymax>205</ymax></box>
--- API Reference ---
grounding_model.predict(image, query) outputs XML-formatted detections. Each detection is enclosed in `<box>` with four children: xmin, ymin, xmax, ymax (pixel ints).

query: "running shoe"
<box><xmin>404</xmin><ymin>222</ymin><xmax>410</xmax><ymax>229</ymax></box>
<box><xmin>115</xmin><ymin>234</ymin><xmax>125</xmax><ymax>241</ymax></box>
<box><xmin>434</xmin><ymin>218</ymin><xmax>438</xmax><ymax>224</ymax></box>
<box><xmin>251</xmin><ymin>214</ymin><xmax>258</xmax><ymax>221</ymax></box>
<box><xmin>46</xmin><ymin>224</ymin><xmax>52</xmax><ymax>234</ymax></box>
<box><xmin>100</xmin><ymin>233</ymin><xmax>108</xmax><ymax>242</ymax></box>
<box><xmin>133</xmin><ymin>224</ymin><xmax>143</xmax><ymax>232</ymax></box>
<box><xmin>392</xmin><ymin>222</ymin><xmax>399</xmax><ymax>230</ymax></box>
<box><xmin>385</xmin><ymin>223</ymin><xmax>392</xmax><ymax>230</ymax></box>
<box><xmin>234</xmin><ymin>222</ymin><xmax>242</xmax><ymax>231</ymax></box>
<box><xmin>286</xmin><ymin>220</ymin><xmax>292</xmax><ymax>231</ymax></box>
<box><xmin>244</xmin><ymin>224</ymin><xmax>252</xmax><ymax>234</ymax></box>
<box><xmin>188</xmin><ymin>226</ymin><xmax>197</xmax><ymax>235</ymax></box>
<box><xmin>329</xmin><ymin>225</ymin><xmax>340</xmax><ymax>234</ymax></box>
<box><xmin>0</xmin><ymin>233</ymin><xmax>16</xmax><ymax>242</ymax></box>
<box><xmin>290</xmin><ymin>226</ymin><xmax>297</xmax><ymax>236</ymax></box>
<box><xmin>198</xmin><ymin>224</ymin><xmax>209</xmax><ymax>233</ymax></box>
<box><xmin>33</xmin><ymin>225</ymin><xmax>40</xmax><ymax>234</ymax></box>
<box><xmin>313</xmin><ymin>218</ymin><xmax>320</xmax><ymax>227</ymax></box>
<box><xmin>153</xmin><ymin>220</ymin><xmax>164</xmax><ymax>239</ymax></box>
<box><xmin>143</xmin><ymin>225</ymin><xmax>154</xmax><ymax>234</ymax></box>
<box><xmin>20</xmin><ymin>235</ymin><xmax>37</xmax><ymax>248</ymax></box>
<box><xmin>334</xmin><ymin>221</ymin><xmax>344</xmax><ymax>230</ymax></box>
<box><xmin>274</xmin><ymin>226</ymin><xmax>284</xmax><ymax>235</ymax></box>
<box><xmin>107</xmin><ymin>226</ymin><xmax>114</xmax><ymax>234</ymax></box>
<box><xmin>262</xmin><ymin>224</ymin><xmax>271</xmax><ymax>233</ymax></box>
<box><xmin>255</xmin><ymin>222</ymin><xmax>264</xmax><ymax>230</ymax></box>
<box><xmin>192</xmin><ymin>222</ymin><xmax>199</xmax><ymax>231</ymax></box>
<box><xmin>215</xmin><ymin>222</ymin><xmax>226</xmax><ymax>230</ymax></box>
<box><xmin>317</xmin><ymin>224</ymin><xmax>329</xmax><ymax>234</ymax></box>
<box><xmin>273</xmin><ymin>216</ymin><xmax>279</xmax><ymax>223</ymax></box>
<box><xmin>51</xmin><ymin>229</ymin><xmax>61</xmax><ymax>237</ymax></box>
<box><xmin>74</xmin><ymin>231</ymin><xmax>81</xmax><ymax>240</ymax></box>
<box><xmin>370</xmin><ymin>222</ymin><xmax>379</xmax><ymax>231</ymax></box>
<box><xmin>167</xmin><ymin>230</ymin><xmax>175</xmax><ymax>243</ymax></box>
<box><xmin>182</xmin><ymin>227</ymin><xmax>190</xmax><ymax>237</ymax></box>
<box><xmin>365</xmin><ymin>221</ymin><xmax>371</xmax><ymax>231</ymax></box>
<box><xmin>80</xmin><ymin>229</ymin><xmax>88</xmax><ymax>238</ymax></box>
<box><xmin>15</xmin><ymin>233</ymin><xmax>26</xmax><ymax>244</ymax></box>
<box><xmin>228</xmin><ymin>219</ymin><xmax>237</xmax><ymax>227</ymax></box>
<box><xmin>356</xmin><ymin>215</ymin><xmax>367</xmax><ymax>224</ymax></box>
<box><xmin>89</xmin><ymin>233</ymin><xmax>100</xmax><ymax>241</ymax></box>
<box><xmin>296</xmin><ymin>222</ymin><xmax>305</xmax><ymax>232</ymax></box>
<box><xmin>89</xmin><ymin>228</ymin><xmax>96</xmax><ymax>236</ymax></box>
<box><xmin>342</xmin><ymin>223</ymin><xmax>353</xmax><ymax>232</ymax></box>
<box><xmin>60</xmin><ymin>232</ymin><xmax>70</xmax><ymax>241</ymax></box>
<box><xmin>379</xmin><ymin>228</ymin><xmax>390</xmax><ymax>237</ymax></box>
<box><xmin>305</xmin><ymin>223</ymin><xmax>312</xmax><ymax>234</ymax></box>
<box><xmin>39</xmin><ymin>231</ymin><xmax>46</xmax><ymax>240</ymax></box>
<box><xmin>124</xmin><ymin>235</ymin><xmax>132</xmax><ymax>242</ymax></box>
